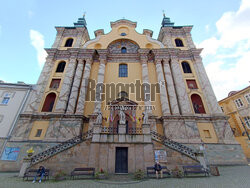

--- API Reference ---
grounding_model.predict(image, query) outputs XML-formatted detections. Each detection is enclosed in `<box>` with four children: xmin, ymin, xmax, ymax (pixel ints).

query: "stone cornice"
<box><xmin>45</xmin><ymin>48</ymin><xmax>203</xmax><ymax>62</ymax></box>
<box><xmin>20</xmin><ymin>113</ymin><xmax>89</xmax><ymax>121</ymax></box>
<box><xmin>161</xmin><ymin>114</ymin><xmax>228</xmax><ymax>121</ymax></box>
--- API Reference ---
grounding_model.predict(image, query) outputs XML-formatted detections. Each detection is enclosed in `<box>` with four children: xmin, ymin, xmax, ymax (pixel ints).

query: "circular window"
<box><xmin>120</xmin><ymin>33</ymin><xmax>127</xmax><ymax>36</ymax></box>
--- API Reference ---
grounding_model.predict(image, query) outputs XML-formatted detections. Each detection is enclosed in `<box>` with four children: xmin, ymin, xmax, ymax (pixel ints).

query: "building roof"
<box><xmin>219</xmin><ymin>85</ymin><xmax>250</xmax><ymax>102</ymax></box>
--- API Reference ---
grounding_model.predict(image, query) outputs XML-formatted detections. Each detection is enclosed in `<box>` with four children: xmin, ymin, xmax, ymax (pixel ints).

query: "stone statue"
<box><xmin>119</xmin><ymin>110</ymin><xmax>126</xmax><ymax>124</ymax></box>
<box><xmin>142</xmin><ymin>111</ymin><xmax>149</xmax><ymax>124</ymax></box>
<box><xmin>96</xmin><ymin>112</ymin><xmax>102</xmax><ymax>124</ymax></box>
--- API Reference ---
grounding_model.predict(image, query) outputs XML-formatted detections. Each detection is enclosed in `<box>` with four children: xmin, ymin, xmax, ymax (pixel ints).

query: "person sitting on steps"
<box><xmin>154</xmin><ymin>161</ymin><xmax>163</xmax><ymax>179</ymax></box>
<box><xmin>32</xmin><ymin>166</ymin><xmax>45</xmax><ymax>183</ymax></box>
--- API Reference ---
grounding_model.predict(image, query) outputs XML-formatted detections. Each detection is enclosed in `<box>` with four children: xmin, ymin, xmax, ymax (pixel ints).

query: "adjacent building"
<box><xmin>0</xmin><ymin>81</ymin><xmax>32</xmax><ymax>160</ymax></box>
<box><xmin>0</xmin><ymin>15</ymin><xmax>247</xmax><ymax>173</ymax></box>
<box><xmin>219</xmin><ymin>86</ymin><xmax>250</xmax><ymax>159</ymax></box>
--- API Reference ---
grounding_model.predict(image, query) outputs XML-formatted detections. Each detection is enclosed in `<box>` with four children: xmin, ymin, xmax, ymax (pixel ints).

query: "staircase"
<box><xmin>30</xmin><ymin>130</ymin><xmax>93</xmax><ymax>165</ymax></box>
<box><xmin>151</xmin><ymin>130</ymin><xmax>198</xmax><ymax>161</ymax></box>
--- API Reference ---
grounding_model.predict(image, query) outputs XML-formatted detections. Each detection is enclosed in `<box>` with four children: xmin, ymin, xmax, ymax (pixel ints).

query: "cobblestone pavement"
<box><xmin>0</xmin><ymin>166</ymin><xmax>249</xmax><ymax>188</ymax></box>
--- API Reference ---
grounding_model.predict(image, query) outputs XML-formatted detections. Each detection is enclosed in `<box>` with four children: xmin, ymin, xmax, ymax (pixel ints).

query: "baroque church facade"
<box><xmin>0</xmin><ymin>15</ymin><xmax>247</xmax><ymax>173</ymax></box>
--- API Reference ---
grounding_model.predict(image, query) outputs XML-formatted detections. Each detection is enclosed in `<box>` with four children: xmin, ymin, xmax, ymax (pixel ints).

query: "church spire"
<box><xmin>74</xmin><ymin>14</ymin><xmax>87</xmax><ymax>27</ymax></box>
<box><xmin>161</xmin><ymin>12</ymin><xmax>174</xmax><ymax>27</ymax></box>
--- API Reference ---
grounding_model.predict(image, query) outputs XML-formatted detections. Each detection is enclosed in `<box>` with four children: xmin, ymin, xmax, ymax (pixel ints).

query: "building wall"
<box><xmin>0</xmin><ymin>85</ymin><xmax>31</xmax><ymax>138</ymax></box>
<box><xmin>219</xmin><ymin>86</ymin><xmax>250</xmax><ymax>158</ymax></box>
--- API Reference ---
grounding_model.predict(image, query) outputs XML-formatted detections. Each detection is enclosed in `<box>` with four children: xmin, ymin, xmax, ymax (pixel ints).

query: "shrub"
<box><xmin>134</xmin><ymin>169</ymin><xmax>144</xmax><ymax>180</ymax></box>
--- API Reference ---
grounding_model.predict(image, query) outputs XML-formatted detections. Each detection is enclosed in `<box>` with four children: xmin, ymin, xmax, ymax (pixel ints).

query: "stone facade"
<box><xmin>0</xmin><ymin>15</ymin><xmax>247</xmax><ymax>173</ymax></box>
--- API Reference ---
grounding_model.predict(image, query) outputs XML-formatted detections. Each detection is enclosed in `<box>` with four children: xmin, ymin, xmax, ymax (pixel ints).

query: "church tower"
<box><xmin>0</xmin><ymin>15</ymin><xmax>246</xmax><ymax>173</ymax></box>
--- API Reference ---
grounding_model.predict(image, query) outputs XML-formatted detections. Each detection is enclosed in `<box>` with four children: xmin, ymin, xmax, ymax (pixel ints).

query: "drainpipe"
<box><xmin>0</xmin><ymin>85</ymin><xmax>32</xmax><ymax>158</ymax></box>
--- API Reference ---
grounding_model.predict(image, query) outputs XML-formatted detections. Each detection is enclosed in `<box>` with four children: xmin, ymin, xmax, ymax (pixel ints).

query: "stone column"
<box><xmin>193</xmin><ymin>56</ymin><xmax>222</xmax><ymax>115</ymax></box>
<box><xmin>155</xmin><ymin>59</ymin><xmax>171</xmax><ymax>116</ymax></box>
<box><xmin>163</xmin><ymin>59</ymin><xmax>180</xmax><ymax>115</ymax></box>
<box><xmin>66</xmin><ymin>59</ymin><xmax>84</xmax><ymax>114</ymax></box>
<box><xmin>170</xmin><ymin>57</ymin><xmax>192</xmax><ymax>115</ymax></box>
<box><xmin>25</xmin><ymin>54</ymin><xmax>55</xmax><ymax>113</ymax></box>
<box><xmin>76</xmin><ymin>58</ymin><xmax>92</xmax><ymax>114</ymax></box>
<box><xmin>94</xmin><ymin>57</ymin><xmax>106</xmax><ymax>113</ymax></box>
<box><xmin>55</xmin><ymin>57</ymin><xmax>78</xmax><ymax>113</ymax></box>
<box><xmin>141</xmin><ymin>58</ymin><xmax>152</xmax><ymax>114</ymax></box>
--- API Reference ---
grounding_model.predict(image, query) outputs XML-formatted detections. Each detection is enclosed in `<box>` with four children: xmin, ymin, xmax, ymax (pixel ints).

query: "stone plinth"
<box><xmin>92</xmin><ymin>123</ymin><xmax>102</xmax><ymax>142</ymax></box>
<box><xmin>19</xmin><ymin>157</ymin><xmax>32</xmax><ymax>177</ymax></box>
<box><xmin>118</xmin><ymin>124</ymin><xmax>126</xmax><ymax>134</ymax></box>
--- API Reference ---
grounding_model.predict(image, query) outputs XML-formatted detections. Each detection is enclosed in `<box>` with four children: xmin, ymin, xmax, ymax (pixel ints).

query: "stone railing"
<box><xmin>30</xmin><ymin>130</ymin><xmax>93</xmax><ymax>165</ymax></box>
<box><xmin>128</xmin><ymin>127</ymin><xmax>142</xmax><ymax>134</ymax></box>
<box><xmin>101</xmin><ymin>127</ymin><xmax>118</xmax><ymax>134</ymax></box>
<box><xmin>151</xmin><ymin>130</ymin><xmax>198</xmax><ymax>161</ymax></box>
<box><xmin>101</xmin><ymin>126</ymin><xmax>143</xmax><ymax>135</ymax></box>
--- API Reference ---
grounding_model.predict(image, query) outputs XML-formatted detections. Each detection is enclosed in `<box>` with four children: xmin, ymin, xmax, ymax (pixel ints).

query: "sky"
<box><xmin>0</xmin><ymin>0</ymin><xmax>249</xmax><ymax>100</ymax></box>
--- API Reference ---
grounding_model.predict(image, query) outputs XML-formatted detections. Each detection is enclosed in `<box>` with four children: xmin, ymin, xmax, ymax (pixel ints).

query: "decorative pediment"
<box><xmin>109</xmin><ymin>97</ymin><xmax>138</xmax><ymax>106</ymax></box>
<box><xmin>110</xmin><ymin>19</ymin><xmax>137</xmax><ymax>28</ymax></box>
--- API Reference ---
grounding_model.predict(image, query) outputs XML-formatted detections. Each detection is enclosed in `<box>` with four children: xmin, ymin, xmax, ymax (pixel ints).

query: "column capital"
<box><xmin>85</xmin><ymin>58</ymin><xmax>93</xmax><ymax>64</ymax></box>
<box><xmin>155</xmin><ymin>58</ymin><xmax>162</xmax><ymax>64</ymax></box>
<box><xmin>100</xmin><ymin>58</ymin><xmax>107</xmax><ymax>65</ymax></box>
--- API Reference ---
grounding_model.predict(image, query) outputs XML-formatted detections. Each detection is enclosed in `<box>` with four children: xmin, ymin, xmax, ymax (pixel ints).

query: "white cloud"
<box><xmin>198</xmin><ymin>0</ymin><xmax>250</xmax><ymax>100</ymax></box>
<box><xmin>30</xmin><ymin>30</ymin><xmax>47</xmax><ymax>69</ymax></box>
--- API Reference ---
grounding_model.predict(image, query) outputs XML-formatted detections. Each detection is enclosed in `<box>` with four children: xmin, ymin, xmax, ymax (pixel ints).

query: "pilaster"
<box><xmin>66</xmin><ymin>59</ymin><xmax>85</xmax><ymax>114</ymax></box>
<box><xmin>163</xmin><ymin>59</ymin><xmax>180</xmax><ymax>115</ymax></box>
<box><xmin>76</xmin><ymin>58</ymin><xmax>93</xmax><ymax>114</ymax></box>
<box><xmin>155</xmin><ymin>58</ymin><xmax>171</xmax><ymax>116</ymax></box>
<box><xmin>170</xmin><ymin>55</ymin><xmax>192</xmax><ymax>115</ymax></box>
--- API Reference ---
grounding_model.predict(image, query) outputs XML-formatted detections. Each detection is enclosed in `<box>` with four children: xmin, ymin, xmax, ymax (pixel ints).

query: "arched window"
<box><xmin>64</xmin><ymin>38</ymin><xmax>74</xmax><ymax>47</ymax></box>
<box><xmin>118</xmin><ymin>91</ymin><xmax>128</xmax><ymax>98</ymax></box>
<box><xmin>119</xmin><ymin>64</ymin><xmax>128</xmax><ymax>77</ymax></box>
<box><xmin>121</xmin><ymin>47</ymin><xmax>127</xmax><ymax>53</ymax></box>
<box><xmin>41</xmin><ymin>93</ymin><xmax>56</xmax><ymax>112</ymax></box>
<box><xmin>191</xmin><ymin>94</ymin><xmax>206</xmax><ymax>114</ymax></box>
<box><xmin>175</xmin><ymin>39</ymin><xmax>184</xmax><ymax>47</ymax></box>
<box><xmin>182</xmin><ymin>61</ymin><xmax>192</xmax><ymax>73</ymax></box>
<box><xmin>56</xmin><ymin>61</ymin><xmax>66</xmax><ymax>73</ymax></box>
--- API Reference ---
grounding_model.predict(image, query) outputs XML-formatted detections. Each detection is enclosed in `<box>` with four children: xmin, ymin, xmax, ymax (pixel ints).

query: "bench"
<box><xmin>70</xmin><ymin>168</ymin><xmax>95</xmax><ymax>179</ymax></box>
<box><xmin>183</xmin><ymin>165</ymin><xmax>209</xmax><ymax>177</ymax></box>
<box><xmin>146</xmin><ymin>166</ymin><xmax>171</xmax><ymax>178</ymax></box>
<box><xmin>23</xmin><ymin>169</ymin><xmax>50</xmax><ymax>181</ymax></box>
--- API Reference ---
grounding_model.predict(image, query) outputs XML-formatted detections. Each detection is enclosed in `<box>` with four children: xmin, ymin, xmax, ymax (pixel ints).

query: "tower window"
<box><xmin>121</xmin><ymin>47</ymin><xmax>127</xmax><ymax>53</ymax></box>
<box><xmin>204</xmin><ymin>130</ymin><xmax>211</xmax><ymax>138</ymax></box>
<box><xmin>64</xmin><ymin>38</ymin><xmax>74</xmax><ymax>47</ymax></box>
<box><xmin>35</xmin><ymin>129</ymin><xmax>43</xmax><ymax>137</ymax></box>
<box><xmin>120</xmin><ymin>33</ymin><xmax>127</xmax><ymax>36</ymax></box>
<box><xmin>50</xmin><ymin>79</ymin><xmax>61</xmax><ymax>89</ymax></box>
<box><xmin>182</xmin><ymin>61</ymin><xmax>192</xmax><ymax>73</ymax></box>
<box><xmin>191</xmin><ymin>94</ymin><xmax>206</xmax><ymax>114</ymax></box>
<box><xmin>41</xmin><ymin>93</ymin><xmax>56</xmax><ymax>112</ymax></box>
<box><xmin>119</xmin><ymin>64</ymin><xmax>128</xmax><ymax>77</ymax></box>
<box><xmin>186</xmin><ymin>80</ymin><xmax>198</xmax><ymax>89</ymax></box>
<box><xmin>56</xmin><ymin>61</ymin><xmax>66</xmax><ymax>73</ymax></box>
<box><xmin>175</xmin><ymin>39</ymin><xmax>184</xmax><ymax>47</ymax></box>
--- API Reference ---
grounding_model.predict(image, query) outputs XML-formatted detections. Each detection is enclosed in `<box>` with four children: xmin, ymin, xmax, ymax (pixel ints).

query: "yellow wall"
<box><xmin>197</xmin><ymin>122</ymin><xmax>218</xmax><ymax>143</ymax></box>
<box><xmin>86</xmin><ymin>24</ymin><xmax>161</xmax><ymax>49</ymax></box>
<box><xmin>235</xmin><ymin>136</ymin><xmax>250</xmax><ymax>158</ymax></box>
<box><xmin>29</xmin><ymin>121</ymin><xmax>49</xmax><ymax>140</ymax></box>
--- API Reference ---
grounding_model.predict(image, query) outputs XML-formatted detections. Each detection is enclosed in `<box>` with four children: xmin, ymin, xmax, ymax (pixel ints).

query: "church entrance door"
<box><xmin>115</xmin><ymin>147</ymin><xmax>128</xmax><ymax>173</ymax></box>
